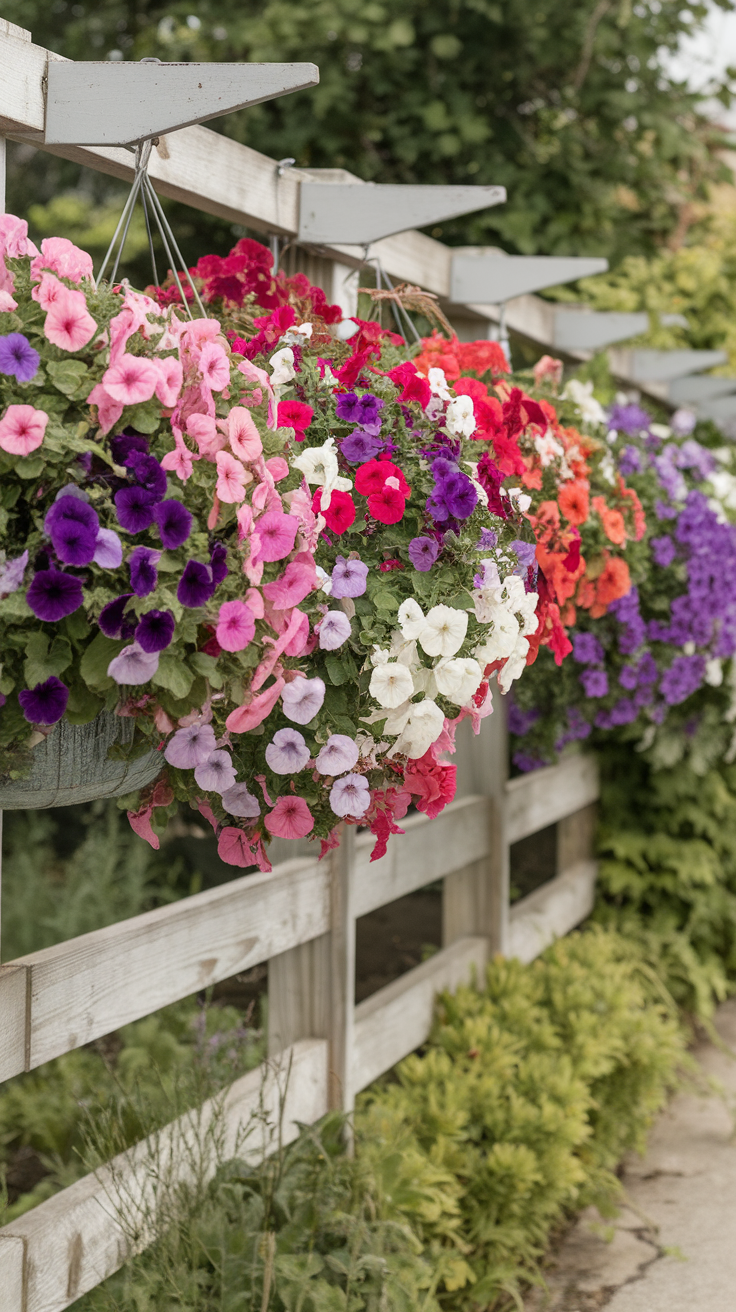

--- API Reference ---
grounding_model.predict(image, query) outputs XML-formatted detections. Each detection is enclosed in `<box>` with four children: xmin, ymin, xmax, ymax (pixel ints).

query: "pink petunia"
<box><xmin>199</xmin><ymin>341</ymin><xmax>230</xmax><ymax>391</ymax></box>
<box><xmin>87</xmin><ymin>382</ymin><xmax>124</xmax><ymax>436</ymax></box>
<box><xmin>161</xmin><ymin>428</ymin><xmax>195</xmax><ymax>481</ymax></box>
<box><xmin>153</xmin><ymin>355</ymin><xmax>183</xmax><ymax>408</ymax></box>
<box><xmin>103</xmin><ymin>353</ymin><xmax>159</xmax><ymax>405</ymax></box>
<box><xmin>0</xmin><ymin>289</ymin><xmax>18</xmax><ymax>312</ymax></box>
<box><xmin>44</xmin><ymin>288</ymin><xmax>97</xmax><ymax>352</ymax></box>
<box><xmin>253</xmin><ymin>510</ymin><xmax>299</xmax><ymax>562</ymax></box>
<box><xmin>0</xmin><ymin>404</ymin><xmax>49</xmax><ymax>455</ymax></box>
<box><xmin>262</xmin><ymin>552</ymin><xmax>318</xmax><ymax>609</ymax></box>
<box><xmin>215</xmin><ymin>450</ymin><xmax>248</xmax><ymax>503</ymax></box>
<box><xmin>264</xmin><ymin>794</ymin><xmax>314</xmax><ymax>840</ymax></box>
<box><xmin>265</xmin><ymin>456</ymin><xmax>289</xmax><ymax>482</ymax></box>
<box><xmin>30</xmin><ymin>236</ymin><xmax>93</xmax><ymax>285</ymax></box>
<box><xmin>226</xmin><ymin>674</ymin><xmax>285</xmax><ymax>733</ymax></box>
<box><xmin>186</xmin><ymin>413</ymin><xmax>227</xmax><ymax>460</ymax></box>
<box><xmin>31</xmin><ymin>272</ymin><xmax>65</xmax><ymax>311</ymax></box>
<box><xmin>216</xmin><ymin>599</ymin><xmax>256</xmax><ymax>651</ymax></box>
<box><xmin>227</xmin><ymin>405</ymin><xmax>263</xmax><ymax>461</ymax></box>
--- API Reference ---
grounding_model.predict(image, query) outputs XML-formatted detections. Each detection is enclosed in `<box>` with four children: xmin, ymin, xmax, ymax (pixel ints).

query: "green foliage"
<box><xmin>5</xmin><ymin>0</ymin><xmax>733</xmax><ymax>266</ymax></box>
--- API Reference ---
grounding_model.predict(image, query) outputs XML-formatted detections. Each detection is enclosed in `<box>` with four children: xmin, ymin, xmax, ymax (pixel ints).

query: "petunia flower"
<box><xmin>103</xmin><ymin>353</ymin><xmax>158</xmax><ymax>405</ymax></box>
<box><xmin>277</xmin><ymin>398</ymin><xmax>313</xmax><ymax>436</ymax></box>
<box><xmin>153</xmin><ymin>499</ymin><xmax>192</xmax><ymax>549</ymax></box>
<box><xmin>164</xmin><ymin>722</ymin><xmax>217</xmax><ymax>768</ymax></box>
<box><xmin>110</xmin><ymin>432</ymin><xmax>149</xmax><ymax>464</ymax></box>
<box><xmin>220</xmin><ymin>782</ymin><xmax>261</xmax><ymax>818</ymax></box>
<box><xmin>107</xmin><ymin>641</ymin><xmax>160</xmax><ymax>685</ymax></box>
<box><xmin>199</xmin><ymin>341</ymin><xmax>230</xmax><ymax>391</ymax></box>
<box><xmin>269</xmin><ymin>346</ymin><xmax>295</xmax><ymax>386</ymax></box>
<box><xmin>194</xmin><ymin>749</ymin><xmax>237</xmax><ymax>794</ymax></box>
<box><xmin>0</xmin><ymin>332</ymin><xmax>40</xmax><ymax>382</ymax></box>
<box><xmin>265</xmin><ymin>727</ymin><xmax>311</xmax><ymax>774</ymax></box>
<box><xmin>408</xmin><ymin>536</ymin><xmax>440</xmax><ymax>572</ymax></box>
<box><xmin>135</xmin><ymin>609</ymin><xmax>175</xmax><ymax>653</ymax></box>
<box><xmin>445</xmin><ymin>394</ymin><xmax>476</xmax><ymax>438</ymax></box>
<box><xmin>441</xmin><ymin>472</ymin><xmax>478</xmax><ymax>521</ymax></box>
<box><xmin>264</xmin><ymin>794</ymin><xmax>314</xmax><ymax>839</ymax></box>
<box><xmin>418</xmin><ymin>605</ymin><xmax>468</xmax><ymax>658</ymax></box>
<box><xmin>49</xmin><ymin>514</ymin><xmax>98</xmax><ymax>566</ymax></box>
<box><xmin>368</xmin><ymin>483</ymin><xmax>405</xmax><ymax>524</ymax></box>
<box><xmin>369</xmin><ymin>660</ymin><xmax>414</xmax><ymax>709</ymax></box>
<box><xmin>178</xmin><ymin>559</ymin><xmax>216</xmax><ymax>608</ymax></box>
<box><xmin>26</xmin><ymin>568</ymin><xmax>83</xmax><ymax>621</ymax></box>
<box><xmin>216</xmin><ymin>599</ymin><xmax>255</xmax><ymax>651</ymax></box>
<box><xmin>18</xmin><ymin>676</ymin><xmax>69</xmax><ymax>725</ymax></box>
<box><xmin>126</xmin><ymin>452</ymin><xmax>167</xmax><ymax>498</ymax></box>
<box><xmin>254</xmin><ymin>510</ymin><xmax>298</xmax><ymax>562</ymax></box>
<box><xmin>330</xmin><ymin>555</ymin><xmax>368</xmax><ymax>599</ymax></box>
<box><xmin>433</xmin><ymin>656</ymin><xmax>483</xmax><ymax>705</ymax></box>
<box><xmin>153</xmin><ymin>355</ymin><xmax>183</xmax><ymax>408</ymax></box>
<box><xmin>129</xmin><ymin>546</ymin><xmax>161</xmax><ymax>597</ymax></box>
<box><xmin>0</xmin><ymin>403</ymin><xmax>49</xmax><ymax>456</ymax></box>
<box><xmin>330</xmin><ymin>773</ymin><xmax>371</xmax><ymax>818</ymax></box>
<box><xmin>0</xmin><ymin>548</ymin><xmax>28</xmax><ymax>594</ymax></box>
<box><xmin>93</xmin><ymin>528</ymin><xmax>123</xmax><ymax>569</ymax></box>
<box><xmin>318</xmin><ymin>610</ymin><xmax>352</xmax><ymax>650</ymax></box>
<box><xmin>44</xmin><ymin>288</ymin><xmax>97</xmax><ymax>352</ymax></box>
<box><xmin>281</xmin><ymin>675</ymin><xmax>326</xmax><ymax>725</ymax></box>
<box><xmin>227</xmin><ymin>406</ymin><xmax>263</xmax><ymax>461</ymax></box>
<box><xmin>397</xmin><ymin>598</ymin><xmax>427</xmax><ymax>642</ymax></box>
<box><xmin>389</xmin><ymin>699</ymin><xmax>445</xmax><ymax>759</ymax></box>
<box><xmin>98</xmin><ymin>593</ymin><xmax>136</xmax><ymax>639</ymax></box>
<box><xmin>31</xmin><ymin>235</ymin><xmax>93</xmax><ymax>284</ymax></box>
<box><xmin>210</xmin><ymin>542</ymin><xmax>229</xmax><ymax>585</ymax></box>
<box><xmin>292</xmin><ymin>437</ymin><xmax>352</xmax><ymax>507</ymax></box>
<box><xmin>115</xmin><ymin>485</ymin><xmax>158</xmax><ymax>533</ymax></box>
<box><xmin>340</xmin><ymin>430</ymin><xmax>384</xmax><ymax>464</ymax></box>
<box><xmin>315</xmin><ymin>734</ymin><xmax>359</xmax><ymax>776</ymax></box>
<box><xmin>215</xmin><ymin>450</ymin><xmax>248</xmax><ymax>503</ymax></box>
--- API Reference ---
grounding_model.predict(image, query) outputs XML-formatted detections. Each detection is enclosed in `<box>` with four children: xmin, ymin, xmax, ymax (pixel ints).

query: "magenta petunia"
<box><xmin>329</xmin><ymin>773</ymin><xmax>371</xmax><ymax>818</ymax></box>
<box><xmin>18</xmin><ymin>676</ymin><xmax>69</xmax><ymax>725</ymax></box>
<box><xmin>153</xmin><ymin>499</ymin><xmax>192</xmax><ymax>549</ymax></box>
<box><xmin>164</xmin><ymin>722</ymin><xmax>217</xmax><ymax>768</ymax></box>
<box><xmin>255</xmin><ymin>510</ymin><xmax>299</xmax><ymax>562</ymax></box>
<box><xmin>281</xmin><ymin>675</ymin><xmax>325</xmax><ymax>725</ymax></box>
<box><xmin>107</xmin><ymin>641</ymin><xmax>160</xmax><ymax>685</ymax></box>
<box><xmin>194</xmin><ymin>749</ymin><xmax>237</xmax><ymax>794</ymax></box>
<box><xmin>216</xmin><ymin>599</ymin><xmax>255</xmax><ymax>652</ymax></box>
<box><xmin>129</xmin><ymin>546</ymin><xmax>161</xmax><ymax>597</ymax></box>
<box><xmin>265</xmin><ymin>727</ymin><xmax>310</xmax><ymax>774</ymax></box>
<box><xmin>135</xmin><ymin>609</ymin><xmax>175</xmax><ymax>653</ymax></box>
<box><xmin>26</xmin><ymin>568</ymin><xmax>83</xmax><ymax>621</ymax></box>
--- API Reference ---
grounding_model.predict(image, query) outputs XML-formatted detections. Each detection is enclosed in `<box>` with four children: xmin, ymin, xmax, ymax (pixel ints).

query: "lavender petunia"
<box><xmin>26</xmin><ymin>569</ymin><xmax>83</xmax><ymax>621</ymax></box>
<box><xmin>580</xmin><ymin>669</ymin><xmax>608</xmax><ymax>698</ymax></box>
<box><xmin>220</xmin><ymin>783</ymin><xmax>261</xmax><ymax>818</ymax></box>
<box><xmin>281</xmin><ymin>676</ymin><xmax>325</xmax><ymax>725</ymax></box>
<box><xmin>154</xmin><ymin>499</ymin><xmax>192</xmax><ymax>549</ymax></box>
<box><xmin>408</xmin><ymin>536</ymin><xmax>440</xmax><ymax>572</ymax></box>
<box><xmin>0</xmin><ymin>332</ymin><xmax>40</xmax><ymax>383</ymax></box>
<box><xmin>265</xmin><ymin>727</ymin><xmax>311</xmax><ymax>774</ymax></box>
<box><xmin>98</xmin><ymin>594</ymin><xmax>136</xmax><ymax>640</ymax></box>
<box><xmin>164</xmin><ymin>722</ymin><xmax>217</xmax><ymax>768</ymax></box>
<box><xmin>512</xmin><ymin>539</ymin><xmax>537</xmax><ymax>570</ymax></box>
<box><xmin>0</xmin><ymin>549</ymin><xmax>28</xmax><ymax>594</ymax></box>
<box><xmin>135</xmin><ymin>609</ymin><xmax>175</xmax><ymax>653</ymax></box>
<box><xmin>329</xmin><ymin>772</ymin><xmax>371</xmax><ymax>817</ymax></box>
<box><xmin>477</xmin><ymin>527</ymin><xmax>497</xmax><ymax>550</ymax></box>
<box><xmin>178</xmin><ymin>560</ymin><xmax>216</xmax><ymax>608</ymax></box>
<box><xmin>330</xmin><ymin>555</ymin><xmax>368</xmax><ymax>599</ymax></box>
<box><xmin>315</xmin><ymin>734</ymin><xmax>359</xmax><ymax>776</ymax></box>
<box><xmin>651</xmin><ymin>535</ymin><xmax>676</xmax><ymax>568</ymax></box>
<box><xmin>572</xmin><ymin>632</ymin><xmax>605</xmax><ymax>665</ymax></box>
<box><xmin>107</xmin><ymin>641</ymin><xmax>160</xmax><ymax>685</ymax></box>
<box><xmin>115</xmin><ymin>486</ymin><xmax>158</xmax><ymax>533</ymax></box>
<box><xmin>194</xmin><ymin>749</ymin><xmax>237</xmax><ymax>794</ymax></box>
<box><xmin>18</xmin><ymin>676</ymin><xmax>68</xmax><ymax>725</ymax></box>
<box><xmin>129</xmin><ymin>546</ymin><xmax>161</xmax><ymax>597</ymax></box>
<box><xmin>318</xmin><ymin>611</ymin><xmax>352</xmax><ymax>650</ymax></box>
<box><xmin>340</xmin><ymin>430</ymin><xmax>385</xmax><ymax>464</ymax></box>
<box><xmin>93</xmin><ymin>528</ymin><xmax>123</xmax><ymax>569</ymax></box>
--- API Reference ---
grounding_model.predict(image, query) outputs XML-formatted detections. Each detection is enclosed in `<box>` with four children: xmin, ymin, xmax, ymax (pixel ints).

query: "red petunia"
<box><xmin>355</xmin><ymin>459</ymin><xmax>411</xmax><ymax>498</ymax></box>
<box><xmin>368</xmin><ymin>484</ymin><xmax>406</xmax><ymax>524</ymax></box>
<box><xmin>312</xmin><ymin>488</ymin><xmax>356</xmax><ymax>534</ymax></box>
<box><xmin>386</xmin><ymin>361</ymin><xmax>432</xmax><ymax>408</ymax></box>
<box><xmin>277</xmin><ymin>399</ymin><xmax>314</xmax><ymax>438</ymax></box>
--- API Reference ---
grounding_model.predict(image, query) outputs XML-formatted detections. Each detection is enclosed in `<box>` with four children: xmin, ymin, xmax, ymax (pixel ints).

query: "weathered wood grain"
<box><xmin>508</xmin><ymin>860</ymin><xmax>597</xmax><ymax>964</ymax></box>
<box><xmin>0</xmin><ymin>965</ymin><xmax>28</xmax><ymax>1082</ymax></box>
<box><xmin>506</xmin><ymin>754</ymin><xmax>599</xmax><ymax>846</ymax></box>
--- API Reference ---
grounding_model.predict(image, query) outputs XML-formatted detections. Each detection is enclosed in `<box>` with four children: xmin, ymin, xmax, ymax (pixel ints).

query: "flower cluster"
<box><xmin>0</xmin><ymin>224</ymin><xmax>542</xmax><ymax>866</ymax></box>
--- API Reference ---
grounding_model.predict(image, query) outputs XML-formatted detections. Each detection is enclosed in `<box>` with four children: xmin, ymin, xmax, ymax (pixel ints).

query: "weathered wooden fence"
<box><xmin>0</xmin><ymin>21</ymin><xmax>602</xmax><ymax>1307</ymax></box>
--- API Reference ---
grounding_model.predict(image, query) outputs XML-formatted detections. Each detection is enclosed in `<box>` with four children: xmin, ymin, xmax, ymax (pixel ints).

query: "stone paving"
<box><xmin>524</xmin><ymin>997</ymin><xmax>736</xmax><ymax>1311</ymax></box>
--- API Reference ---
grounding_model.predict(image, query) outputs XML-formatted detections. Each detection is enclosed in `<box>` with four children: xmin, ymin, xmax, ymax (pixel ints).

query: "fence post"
<box><xmin>267</xmin><ymin>825</ymin><xmax>356</xmax><ymax>1114</ymax></box>
<box><xmin>444</xmin><ymin>697</ymin><xmax>509</xmax><ymax>956</ymax></box>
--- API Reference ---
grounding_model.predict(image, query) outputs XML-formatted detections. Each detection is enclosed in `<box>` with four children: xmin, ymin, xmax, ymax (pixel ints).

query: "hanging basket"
<box><xmin>0</xmin><ymin>713</ymin><xmax>162</xmax><ymax>810</ymax></box>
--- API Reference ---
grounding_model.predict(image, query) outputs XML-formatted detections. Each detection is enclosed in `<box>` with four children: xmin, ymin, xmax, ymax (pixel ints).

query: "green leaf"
<box><xmin>372</xmin><ymin>589</ymin><xmax>399</xmax><ymax>613</ymax></box>
<box><xmin>65</xmin><ymin>681</ymin><xmax>103</xmax><ymax>724</ymax></box>
<box><xmin>0</xmin><ymin>592</ymin><xmax>33</xmax><ymax>620</ymax></box>
<box><xmin>45</xmin><ymin>359</ymin><xmax>90</xmax><ymax>399</ymax></box>
<box><xmin>80</xmin><ymin>632</ymin><xmax>123</xmax><ymax>689</ymax></box>
<box><xmin>125</xmin><ymin>401</ymin><xmax>161</xmax><ymax>434</ymax></box>
<box><xmin>325</xmin><ymin>655</ymin><xmax>348</xmax><ymax>686</ymax></box>
<box><xmin>23</xmin><ymin>632</ymin><xmax>72</xmax><ymax>686</ymax></box>
<box><xmin>15</xmin><ymin>455</ymin><xmax>44</xmax><ymax>479</ymax></box>
<box><xmin>189</xmin><ymin>650</ymin><xmax>224</xmax><ymax>689</ymax></box>
<box><xmin>152</xmin><ymin>656</ymin><xmax>195</xmax><ymax>700</ymax></box>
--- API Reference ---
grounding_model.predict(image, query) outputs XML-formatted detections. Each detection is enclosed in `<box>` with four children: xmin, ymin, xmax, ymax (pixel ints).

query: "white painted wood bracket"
<box><xmin>298</xmin><ymin>182</ymin><xmax>506</xmax><ymax>245</ymax></box>
<box><xmin>450</xmin><ymin>252</ymin><xmax>607</xmax><ymax>303</ymax></box>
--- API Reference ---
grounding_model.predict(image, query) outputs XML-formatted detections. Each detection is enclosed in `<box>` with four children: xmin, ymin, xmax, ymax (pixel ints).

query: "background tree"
<box><xmin>5</xmin><ymin>0</ymin><xmax>735</xmax><ymax>273</ymax></box>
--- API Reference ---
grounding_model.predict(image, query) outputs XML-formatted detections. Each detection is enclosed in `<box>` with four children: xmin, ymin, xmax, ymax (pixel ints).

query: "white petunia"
<box><xmin>445</xmin><ymin>394</ymin><xmax>476</xmax><ymax>438</ymax></box>
<box><xmin>498</xmin><ymin>635</ymin><xmax>530</xmax><ymax>692</ymax></box>
<box><xmin>562</xmin><ymin>378</ymin><xmax>606</xmax><ymax>427</ymax></box>
<box><xmin>369</xmin><ymin>661</ymin><xmax>414</xmax><ymax>709</ymax></box>
<box><xmin>269</xmin><ymin>346</ymin><xmax>296</xmax><ymax>386</ymax></box>
<box><xmin>397</xmin><ymin>597</ymin><xmax>426</xmax><ymax>642</ymax></box>
<box><xmin>474</xmin><ymin>609</ymin><xmax>520</xmax><ymax>664</ymax></box>
<box><xmin>534</xmin><ymin>428</ymin><xmax>563</xmax><ymax>467</ymax></box>
<box><xmin>433</xmin><ymin>656</ymin><xmax>483</xmax><ymax>706</ymax></box>
<box><xmin>427</xmin><ymin>367</ymin><xmax>452</xmax><ymax>399</ymax></box>
<box><xmin>418</xmin><ymin>604</ymin><xmax>468</xmax><ymax>658</ymax></box>
<box><xmin>291</xmin><ymin>437</ymin><xmax>352</xmax><ymax>510</ymax></box>
<box><xmin>706</xmin><ymin>658</ymin><xmax>724</xmax><ymax>688</ymax></box>
<box><xmin>389</xmin><ymin>699</ymin><xmax>445</xmax><ymax>759</ymax></box>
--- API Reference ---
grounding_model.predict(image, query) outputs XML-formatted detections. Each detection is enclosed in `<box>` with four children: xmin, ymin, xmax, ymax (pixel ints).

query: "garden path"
<box><xmin>524</xmin><ymin>996</ymin><xmax>736</xmax><ymax>1311</ymax></box>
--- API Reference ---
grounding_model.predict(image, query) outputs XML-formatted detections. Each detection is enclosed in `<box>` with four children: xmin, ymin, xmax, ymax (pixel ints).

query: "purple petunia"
<box><xmin>0</xmin><ymin>332</ymin><xmax>40</xmax><ymax>383</ymax></box>
<box><xmin>335</xmin><ymin>391</ymin><xmax>384</xmax><ymax>435</ymax></box>
<box><xmin>331</xmin><ymin>555</ymin><xmax>369</xmax><ymax>599</ymax></box>
<box><xmin>660</xmin><ymin>654</ymin><xmax>705</xmax><ymax>706</ymax></box>
<box><xmin>135</xmin><ymin>609</ymin><xmax>175</xmax><ymax>653</ymax></box>
<box><xmin>164</xmin><ymin>722</ymin><xmax>217</xmax><ymax>768</ymax></box>
<box><xmin>572</xmin><ymin>632</ymin><xmax>605</xmax><ymax>666</ymax></box>
<box><xmin>580</xmin><ymin>669</ymin><xmax>608</xmax><ymax>698</ymax></box>
<box><xmin>153</xmin><ymin>499</ymin><xmax>192</xmax><ymax>549</ymax></box>
<box><xmin>210</xmin><ymin>542</ymin><xmax>228</xmax><ymax>585</ymax></box>
<box><xmin>98</xmin><ymin>594</ymin><xmax>136</xmax><ymax>640</ymax></box>
<box><xmin>340</xmin><ymin>430</ymin><xmax>385</xmax><ymax>464</ymax></box>
<box><xmin>115</xmin><ymin>486</ymin><xmax>158</xmax><ymax>533</ymax></box>
<box><xmin>194</xmin><ymin>749</ymin><xmax>237</xmax><ymax>794</ymax></box>
<box><xmin>125</xmin><ymin>452</ymin><xmax>167</xmax><ymax>498</ymax></box>
<box><xmin>607</xmin><ymin>403</ymin><xmax>651</xmax><ymax>436</ymax></box>
<box><xmin>0</xmin><ymin>549</ymin><xmax>28</xmax><ymax>595</ymax></box>
<box><xmin>477</xmin><ymin>527</ymin><xmax>498</xmax><ymax>550</ymax></box>
<box><xmin>18</xmin><ymin>676</ymin><xmax>69</xmax><ymax>725</ymax></box>
<box><xmin>178</xmin><ymin>560</ymin><xmax>216</xmax><ymax>608</ymax></box>
<box><xmin>618</xmin><ymin>445</ymin><xmax>642</xmax><ymax>477</ymax></box>
<box><xmin>508</xmin><ymin>702</ymin><xmax>540</xmax><ymax>736</ymax></box>
<box><xmin>27</xmin><ymin>569</ymin><xmax>83</xmax><ymax>621</ymax></box>
<box><xmin>408</xmin><ymin>536</ymin><xmax>440</xmax><ymax>572</ymax></box>
<box><xmin>265</xmin><ymin>727</ymin><xmax>311</xmax><ymax>774</ymax></box>
<box><xmin>512</xmin><ymin>539</ymin><xmax>537</xmax><ymax>570</ymax></box>
<box><xmin>651</xmin><ymin>535</ymin><xmax>676</xmax><ymax>568</ymax></box>
<box><xmin>45</xmin><ymin>495</ymin><xmax>100</xmax><ymax>566</ymax></box>
<box><xmin>46</xmin><ymin>493</ymin><xmax>98</xmax><ymax>535</ymax></box>
<box><xmin>129</xmin><ymin>546</ymin><xmax>161</xmax><ymax>598</ymax></box>
<box><xmin>110</xmin><ymin>433</ymin><xmax>149</xmax><ymax>465</ymax></box>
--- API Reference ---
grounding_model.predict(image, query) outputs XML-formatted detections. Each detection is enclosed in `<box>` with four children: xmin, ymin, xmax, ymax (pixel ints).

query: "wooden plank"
<box><xmin>352</xmin><ymin>936</ymin><xmax>487</xmax><ymax>1093</ymax></box>
<box><xmin>0</xmin><ymin>1236</ymin><xmax>24</xmax><ymax>1310</ymax></box>
<box><xmin>557</xmin><ymin>802</ymin><xmax>597</xmax><ymax>873</ymax></box>
<box><xmin>0</xmin><ymin>965</ymin><xmax>28</xmax><ymax>1082</ymax></box>
<box><xmin>9</xmin><ymin>857</ymin><xmax>328</xmax><ymax>1076</ymax></box>
<box><xmin>449</xmin><ymin>704</ymin><xmax>509</xmax><ymax>954</ymax></box>
<box><xmin>507</xmin><ymin>860</ymin><xmax>597</xmax><ymax>965</ymax></box>
<box><xmin>506</xmin><ymin>754</ymin><xmax>599</xmax><ymax>845</ymax></box>
<box><xmin>328</xmin><ymin>827</ymin><xmax>355</xmax><ymax>1112</ymax></box>
<box><xmin>0</xmin><ymin>1038</ymin><xmax>328</xmax><ymax>1312</ymax></box>
<box><xmin>268</xmin><ymin>934</ymin><xmax>330</xmax><ymax>1056</ymax></box>
<box><xmin>353</xmin><ymin>794</ymin><xmax>488</xmax><ymax>919</ymax></box>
